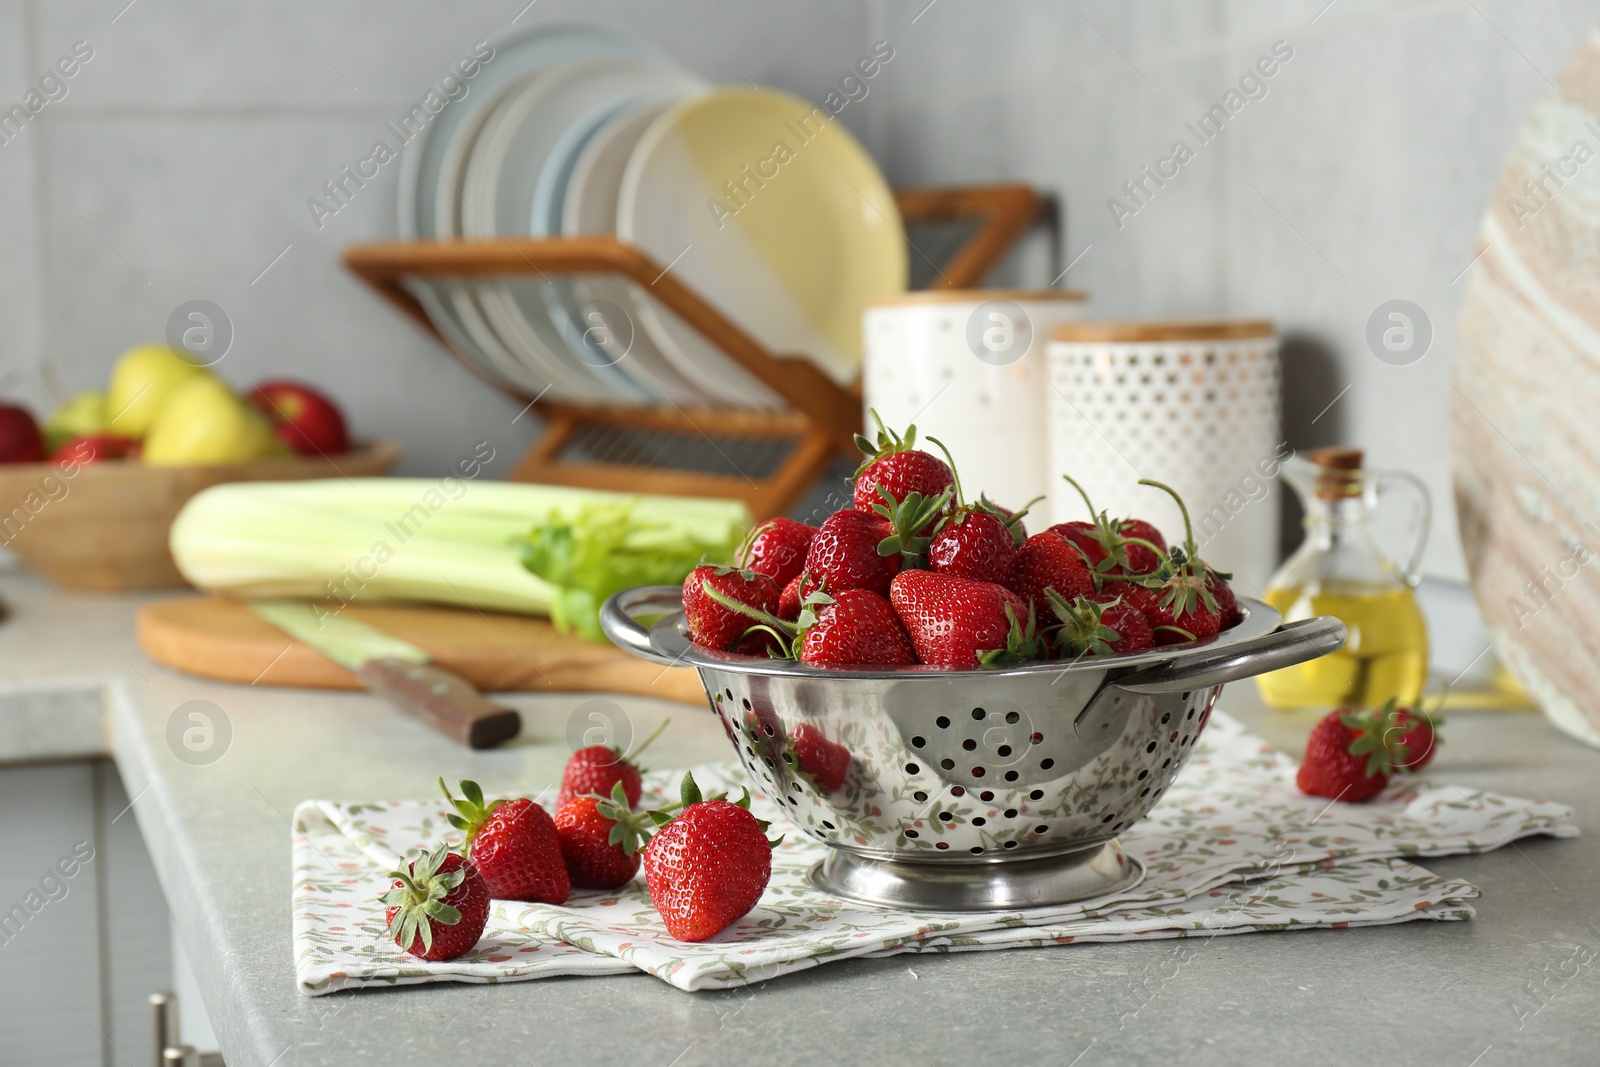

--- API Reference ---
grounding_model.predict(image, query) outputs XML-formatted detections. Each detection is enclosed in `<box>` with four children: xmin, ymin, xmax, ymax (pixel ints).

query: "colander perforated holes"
<box><xmin>940</xmin><ymin>758</ymin><xmax>955</xmax><ymax>770</ymax></box>
<box><xmin>1005</xmin><ymin>711</ymin><xmax>1020</xmax><ymax>725</ymax></box>
<box><xmin>936</xmin><ymin>842</ymin><xmax>950</xmax><ymax>850</ymax></box>
<box><xmin>906</xmin><ymin>829</ymin><xmax>919</xmax><ymax>838</ymax></box>
<box><xmin>763</xmin><ymin>723</ymin><xmax>775</xmax><ymax>737</ymax></box>
<box><xmin>973</xmin><ymin>767</ymin><xmax>987</xmax><ymax>777</ymax></box>
<box><xmin>970</xmin><ymin>846</ymin><xmax>984</xmax><ymax>854</ymax></box>
<box><xmin>1002</xmin><ymin>770</ymin><xmax>1017</xmax><ymax>782</ymax></box>
<box><xmin>912</xmin><ymin>735</ymin><xmax>926</xmax><ymax>748</ymax></box>
<box><xmin>997</xmin><ymin>745</ymin><xmax>1012</xmax><ymax>757</ymax></box>
<box><xmin>1004</xmin><ymin>808</ymin><xmax>1018</xmax><ymax>818</ymax></box>
<box><xmin>1162</xmin><ymin>758</ymin><xmax>1171</xmax><ymax>768</ymax></box>
<box><xmin>1182</xmin><ymin>734</ymin><xmax>1192</xmax><ymax>746</ymax></box>
<box><xmin>725</xmin><ymin>688</ymin><xmax>734</xmax><ymax>700</ymax></box>
<box><xmin>905</xmin><ymin>762</ymin><xmax>920</xmax><ymax>774</ymax></box>
<box><xmin>786</xmin><ymin>796</ymin><xmax>798</xmax><ymax>807</ymax></box>
<box><xmin>1031</xmin><ymin>732</ymin><xmax>1044</xmax><ymax>744</ymax></box>
<box><xmin>742</xmin><ymin>697</ymin><xmax>752</xmax><ymax>710</ymax></box>
<box><xmin>1035</xmin><ymin>825</ymin><xmax>1049</xmax><ymax>835</ymax></box>
<box><xmin>939</xmin><ymin>811</ymin><xmax>953</xmax><ymax>821</ymax></box>
<box><xmin>1160</xmin><ymin>712</ymin><xmax>1171</xmax><ymax>724</ymax></box>
<box><xmin>1040</xmin><ymin>758</ymin><xmax>1055</xmax><ymax>770</ymax></box>
<box><xmin>764</xmin><ymin>757</ymin><xmax>775</xmax><ymax>768</ymax></box>
<box><xmin>951</xmin><ymin>786</ymin><xmax>965</xmax><ymax>796</ymax></box>
<box><xmin>972</xmin><ymin>707</ymin><xmax>986</xmax><ymax>720</ymax></box>
<box><xmin>822</xmin><ymin>820</ymin><xmax>835</xmax><ymax>830</ymax></box>
<box><xmin>980</xmin><ymin>790</ymin><xmax>994</xmax><ymax>802</ymax></box>
<box><xmin>962</xmin><ymin>739</ymin><xmax>977</xmax><ymax>751</ymax></box>
<box><xmin>936</xmin><ymin>715</ymin><xmax>951</xmax><ymax>729</ymax></box>
<box><xmin>1146</xmin><ymin>742</ymin><xmax>1157</xmax><ymax>753</ymax></box>
<box><xmin>1003</xmin><ymin>841</ymin><xmax>1018</xmax><ymax>849</ymax></box>
<box><xmin>1137</xmin><ymin>769</ymin><xmax>1148</xmax><ymax>780</ymax></box>
<box><xmin>914</xmin><ymin>790</ymin><xmax>928</xmax><ymax>802</ymax></box>
<box><xmin>1186</xmin><ymin>708</ymin><xmax>1196</xmax><ymax>720</ymax></box>
<box><xmin>1029</xmin><ymin>790</ymin><xmax>1044</xmax><ymax>800</ymax></box>
<box><xmin>1180</xmin><ymin>691</ymin><xmax>1191</xmax><ymax>702</ymax></box>
<box><xmin>1170</xmin><ymin>731</ymin><xmax>1178</xmax><ymax>743</ymax></box>
<box><xmin>1102</xmin><ymin>813</ymin><xmax>1115</xmax><ymax>823</ymax></box>
<box><xmin>972</xmin><ymin>817</ymin><xmax>986</xmax><ymax>826</ymax></box>
<box><xmin>790</xmin><ymin>782</ymin><xmax>801</xmax><ymax>793</ymax></box>
<box><xmin>1140</xmin><ymin>787</ymin><xmax>1150</xmax><ymax>797</ymax></box>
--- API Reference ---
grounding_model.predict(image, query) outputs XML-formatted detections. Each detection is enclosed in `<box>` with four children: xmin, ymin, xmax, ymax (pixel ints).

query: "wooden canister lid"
<box><xmin>867</xmin><ymin>289</ymin><xmax>1089</xmax><ymax>308</ymax></box>
<box><xmin>1050</xmin><ymin>319</ymin><xmax>1276</xmax><ymax>343</ymax></box>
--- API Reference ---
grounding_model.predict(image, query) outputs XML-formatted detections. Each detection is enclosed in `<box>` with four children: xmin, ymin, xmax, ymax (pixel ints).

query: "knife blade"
<box><xmin>248</xmin><ymin>601</ymin><xmax>521</xmax><ymax>749</ymax></box>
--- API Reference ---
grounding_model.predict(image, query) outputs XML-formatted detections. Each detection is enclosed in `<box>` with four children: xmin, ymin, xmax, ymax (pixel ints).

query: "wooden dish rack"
<box><xmin>344</xmin><ymin>183</ymin><xmax>1046</xmax><ymax>517</ymax></box>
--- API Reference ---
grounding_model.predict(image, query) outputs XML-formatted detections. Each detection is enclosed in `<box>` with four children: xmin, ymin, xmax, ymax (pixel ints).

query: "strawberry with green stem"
<box><xmin>1296</xmin><ymin>705</ymin><xmax>1406</xmax><ymax>801</ymax></box>
<box><xmin>701</xmin><ymin>582</ymin><xmax>917</xmax><ymax>668</ymax></box>
<box><xmin>1378</xmin><ymin>692</ymin><xmax>1445</xmax><ymax>771</ymax></box>
<box><xmin>1110</xmin><ymin>479</ymin><xmax>1233</xmax><ymax>645</ymax></box>
<box><xmin>557</xmin><ymin>717</ymin><xmax>669</xmax><ymax>808</ymax></box>
<box><xmin>889</xmin><ymin>568</ymin><xmax>1043</xmax><ymax>669</ymax></box>
<box><xmin>1045</xmin><ymin>589</ymin><xmax>1155</xmax><ymax>659</ymax></box>
<box><xmin>682</xmin><ymin>564</ymin><xmax>782</xmax><ymax>654</ymax></box>
<box><xmin>439</xmin><ymin>778</ymin><xmax>570</xmax><ymax>904</ymax></box>
<box><xmin>923</xmin><ymin>436</ymin><xmax>1038</xmax><ymax>583</ymax></box>
<box><xmin>642</xmin><ymin>772</ymin><xmax>780</xmax><ymax>942</ymax></box>
<box><xmin>852</xmin><ymin>412</ymin><xmax>956</xmax><ymax>516</ymax></box>
<box><xmin>737</xmin><ymin>517</ymin><xmax>817</xmax><ymax>589</ymax></box>
<box><xmin>554</xmin><ymin>781</ymin><xmax>660</xmax><ymax>890</ymax></box>
<box><xmin>381</xmin><ymin>845</ymin><xmax>490</xmax><ymax>960</ymax></box>
<box><xmin>1052</xmin><ymin>473</ymin><xmax>1169</xmax><ymax>576</ymax></box>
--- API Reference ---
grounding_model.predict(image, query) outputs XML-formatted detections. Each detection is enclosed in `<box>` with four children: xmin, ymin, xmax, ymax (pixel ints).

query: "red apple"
<box><xmin>49</xmin><ymin>433</ymin><xmax>140</xmax><ymax>467</ymax></box>
<box><xmin>246</xmin><ymin>380</ymin><xmax>350</xmax><ymax>455</ymax></box>
<box><xmin>0</xmin><ymin>404</ymin><xmax>44</xmax><ymax>464</ymax></box>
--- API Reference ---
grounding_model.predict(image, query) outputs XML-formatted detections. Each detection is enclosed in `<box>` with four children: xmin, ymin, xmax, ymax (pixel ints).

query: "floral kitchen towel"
<box><xmin>292</xmin><ymin>712</ymin><xmax>1575</xmax><ymax>994</ymax></box>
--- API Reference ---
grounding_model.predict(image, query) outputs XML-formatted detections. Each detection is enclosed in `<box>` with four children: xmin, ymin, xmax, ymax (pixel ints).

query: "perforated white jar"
<box><xmin>1045</xmin><ymin>321</ymin><xmax>1283</xmax><ymax>590</ymax></box>
<box><xmin>863</xmin><ymin>290</ymin><xmax>1087</xmax><ymax>518</ymax></box>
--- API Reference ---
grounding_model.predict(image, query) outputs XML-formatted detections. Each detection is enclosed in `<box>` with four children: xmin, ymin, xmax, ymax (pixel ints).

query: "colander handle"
<box><xmin>598</xmin><ymin>585</ymin><xmax>686</xmax><ymax>667</ymax></box>
<box><xmin>1112</xmin><ymin>616</ymin><xmax>1348</xmax><ymax>694</ymax></box>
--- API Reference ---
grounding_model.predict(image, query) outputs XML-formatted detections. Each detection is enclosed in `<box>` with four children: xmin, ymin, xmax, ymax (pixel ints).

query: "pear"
<box><xmin>142</xmin><ymin>377</ymin><xmax>277</xmax><ymax>466</ymax></box>
<box><xmin>43</xmin><ymin>390</ymin><xmax>107</xmax><ymax>451</ymax></box>
<box><xmin>106</xmin><ymin>344</ymin><xmax>210</xmax><ymax>437</ymax></box>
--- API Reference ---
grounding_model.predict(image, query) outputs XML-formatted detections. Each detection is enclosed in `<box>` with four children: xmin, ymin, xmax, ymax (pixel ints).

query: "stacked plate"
<box><xmin>399</xmin><ymin>25</ymin><xmax>908</xmax><ymax>409</ymax></box>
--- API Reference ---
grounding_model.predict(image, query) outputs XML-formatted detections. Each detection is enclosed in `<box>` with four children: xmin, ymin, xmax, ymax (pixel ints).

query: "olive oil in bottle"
<box><xmin>1256</xmin><ymin>448</ymin><xmax>1431</xmax><ymax>711</ymax></box>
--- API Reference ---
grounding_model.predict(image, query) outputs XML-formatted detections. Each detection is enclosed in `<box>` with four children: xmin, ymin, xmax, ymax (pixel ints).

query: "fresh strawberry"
<box><xmin>798</xmin><ymin>588</ymin><xmax>917</xmax><ymax>668</ymax></box>
<box><xmin>440</xmin><ymin>779</ymin><xmax>570</xmax><ymax>904</ymax></box>
<box><xmin>1381</xmin><ymin>696</ymin><xmax>1443</xmax><ymax>771</ymax></box>
<box><xmin>739</xmin><ymin>517</ymin><xmax>817</xmax><ymax>588</ymax></box>
<box><xmin>778</xmin><ymin>574</ymin><xmax>804</xmax><ymax>621</ymax></box>
<box><xmin>557</xmin><ymin>718</ymin><xmax>666</xmax><ymax>808</ymax></box>
<box><xmin>381</xmin><ymin>845</ymin><xmax>490</xmax><ymax>960</ymax></box>
<box><xmin>1207</xmin><ymin>574</ymin><xmax>1241</xmax><ymax>630</ymax></box>
<box><xmin>790</xmin><ymin>723</ymin><xmax>851</xmax><ymax>791</ymax></box>
<box><xmin>889</xmin><ymin>569</ymin><xmax>1040</xmax><ymax>669</ymax></box>
<box><xmin>643</xmin><ymin>773</ymin><xmax>777</xmax><ymax>942</ymax></box>
<box><xmin>1051</xmin><ymin>473</ymin><xmax>1168</xmax><ymax>575</ymax></box>
<box><xmin>803</xmin><ymin>508</ymin><xmax>901</xmax><ymax>596</ymax></box>
<box><xmin>682</xmin><ymin>565</ymin><xmax>781</xmax><ymax>653</ymax></box>
<box><xmin>982</xmin><ymin>497</ymin><xmax>1032</xmax><ymax>544</ymax></box>
<box><xmin>1111</xmin><ymin>480</ymin><xmax>1228</xmax><ymax>645</ymax></box>
<box><xmin>852</xmin><ymin>414</ymin><xmax>955</xmax><ymax>516</ymax></box>
<box><xmin>1046</xmin><ymin>591</ymin><xmax>1155</xmax><ymax>658</ymax></box>
<box><xmin>929</xmin><ymin>509</ymin><xmax>1021</xmax><ymax>583</ymax></box>
<box><xmin>554</xmin><ymin>783</ymin><xmax>654</xmax><ymax>890</ymax></box>
<box><xmin>1007</xmin><ymin>531</ymin><xmax>1096</xmax><ymax>622</ymax></box>
<box><xmin>1295</xmin><ymin>706</ymin><xmax>1402</xmax><ymax>802</ymax></box>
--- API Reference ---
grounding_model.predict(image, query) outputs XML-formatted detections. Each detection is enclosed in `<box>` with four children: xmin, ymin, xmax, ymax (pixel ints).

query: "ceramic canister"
<box><xmin>863</xmin><ymin>290</ymin><xmax>1088</xmax><ymax>519</ymax></box>
<box><xmin>1045</xmin><ymin>320</ymin><xmax>1283</xmax><ymax>589</ymax></box>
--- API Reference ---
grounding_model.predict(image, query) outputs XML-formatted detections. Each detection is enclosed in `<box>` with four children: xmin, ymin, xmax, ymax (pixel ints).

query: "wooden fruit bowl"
<box><xmin>0</xmin><ymin>441</ymin><xmax>401</xmax><ymax>591</ymax></box>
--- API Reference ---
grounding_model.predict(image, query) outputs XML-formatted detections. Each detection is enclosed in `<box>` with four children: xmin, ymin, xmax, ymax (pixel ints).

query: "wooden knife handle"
<box><xmin>354</xmin><ymin>658</ymin><xmax>521</xmax><ymax>749</ymax></box>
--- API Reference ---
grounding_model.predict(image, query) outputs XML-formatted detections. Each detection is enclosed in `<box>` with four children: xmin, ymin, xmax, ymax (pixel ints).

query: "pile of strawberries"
<box><xmin>1296</xmin><ymin>696</ymin><xmax>1443</xmax><ymax>802</ymax></box>
<box><xmin>682</xmin><ymin>416</ymin><xmax>1242</xmax><ymax>670</ymax></box>
<box><xmin>381</xmin><ymin>727</ymin><xmax>778</xmax><ymax>960</ymax></box>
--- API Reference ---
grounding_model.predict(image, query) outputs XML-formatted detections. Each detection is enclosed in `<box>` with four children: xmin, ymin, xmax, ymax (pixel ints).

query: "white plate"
<box><xmin>396</xmin><ymin>25</ymin><xmax>658</xmax><ymax>401</ymax></box>
<box><xmin>538</xmin><ymin>94</ymin><xmax>712</xmax><ymax>407</ymax></box>
<box><xmin>618</xmin><ymin>87</ymin><xmax>907</xmax><ymax>406</ymax></box>
<box><xmin>436</xmin><ymin>66</ymin><xmax>614</xmax><ymax>402</ymax></box>
<box><xmin>464</xmin><ymin>57</ymin><xmax>706</xmax><ymax>403</ymax></box>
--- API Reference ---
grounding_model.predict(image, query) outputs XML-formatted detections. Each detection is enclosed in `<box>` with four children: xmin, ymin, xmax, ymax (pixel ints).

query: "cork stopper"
<box><xmin>1309</xmin><ymin>447</ymin><xmax>1364</xmax><ymax>499</ymax></box>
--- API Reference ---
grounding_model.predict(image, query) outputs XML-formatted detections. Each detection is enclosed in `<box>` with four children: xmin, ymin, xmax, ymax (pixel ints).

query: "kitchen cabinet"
<box><xmin>0</xmin><ymin>760</ymin><xmax>173</xmax><ymax>1067</ymax></box>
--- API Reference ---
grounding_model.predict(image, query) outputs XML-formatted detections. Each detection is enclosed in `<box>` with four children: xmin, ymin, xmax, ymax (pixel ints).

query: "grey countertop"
<box><xmin>3</xmin><ymin>570</ymin><xmax>1597</xmax><ymax>1067</ymax></box>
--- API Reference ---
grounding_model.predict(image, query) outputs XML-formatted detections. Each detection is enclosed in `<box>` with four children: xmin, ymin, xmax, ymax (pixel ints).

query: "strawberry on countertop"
<box><xmin>1382</xmin><ymin>696</ymin><xmax>1443</xmax><ymax>771</ymax></box>
<box><xmin>643</xmin><ymin>773</ymin><xmax>778</xmax><ymax>942</ymax></box>
<box><xmin>557</xmin><ymin>718</ymin><xmax>667</xmax><ymax>809</ymax></box>
<box><xmin>554</xmin><ymin>782</ymin><xmax>654</xmax><ymax>890</ymax></box>
<box><xmin>440</xmin><ymin>778</ymin><xmax>570</xmax><ymax>904</ymax></box>
<box><xmin>1296</xmin><ymin>706</ymin><xmax>1403</xmax><ymax>802</ymax></box>
<box><xmin>381</xmin><ymin>845</ymin><xmax>490</xmax><ymax>961</ymax></box>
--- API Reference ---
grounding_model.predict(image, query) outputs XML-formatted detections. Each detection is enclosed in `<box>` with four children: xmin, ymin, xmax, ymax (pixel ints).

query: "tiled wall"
<box><xmin>3</xmin><ymin>0</ymin><xmax>1597</xmax><ymax>580</ymax></box>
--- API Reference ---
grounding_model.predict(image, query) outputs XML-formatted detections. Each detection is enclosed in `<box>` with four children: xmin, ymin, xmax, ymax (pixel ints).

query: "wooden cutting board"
<box><xmin>136</xmin><ymin>598</ymin><xmax>706</xmax><ymax>706</ymax></box>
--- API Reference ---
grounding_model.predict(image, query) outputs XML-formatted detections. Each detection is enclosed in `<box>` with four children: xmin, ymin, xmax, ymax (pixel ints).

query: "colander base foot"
<box><xmin>808</xmin><ymin>843</ymin><xmax>1145</xmax><ymax>912</ymax></box>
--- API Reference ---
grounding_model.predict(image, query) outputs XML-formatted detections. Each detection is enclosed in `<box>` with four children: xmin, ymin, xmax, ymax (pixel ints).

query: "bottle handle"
<box><xmin>1375</xmin><ymin>470</ymin><xmax>1431</xmax><ymax>585</ymax></box>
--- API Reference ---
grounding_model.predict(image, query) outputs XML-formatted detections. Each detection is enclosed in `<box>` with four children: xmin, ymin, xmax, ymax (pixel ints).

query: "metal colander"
<box><xmin>601</xmin><ymin>587</ymin><xmax>1344</xmax><ymax>911</ymax></box>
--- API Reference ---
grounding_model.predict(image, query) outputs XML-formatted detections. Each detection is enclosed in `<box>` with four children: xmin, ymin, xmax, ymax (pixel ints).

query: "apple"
<box><xmin>106</xmin><ymin>344</ymin><xmax>210</xmax><ymax>438</ymax></box>
<box><xmin>43</xmin><ymin>390</ymin><xmax>108</xmax><ymax>451</ymax></box>
<box><xmin>49</xmin><ymin>433</ymin><xmax>140</xmax><ymax>468</ymax></box>
<box><xmin>143</xmin><ymin>377</ymin><xmax>277</xmax><ymax>466</ymax></box>
<box><xmin>0</xmin><ymin>404</ymin><xmax>44</xmax><ymax>464</ymax></box>
<box><xmin>246</xmin><ymin>380</ymin><xmax>350</xmax><ymax>455</ymax></box>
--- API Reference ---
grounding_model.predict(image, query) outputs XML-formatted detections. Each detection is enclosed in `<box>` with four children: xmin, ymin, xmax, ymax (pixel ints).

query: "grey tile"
<box><xmin>0</xmin><ymin>0</ymin><xmax>47</xmax><ymax>414</ymax></box>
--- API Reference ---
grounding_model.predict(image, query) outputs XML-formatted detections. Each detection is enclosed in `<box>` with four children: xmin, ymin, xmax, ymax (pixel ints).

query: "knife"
<box><xmin>248</xmin><ymin>601</ymin><xmax>521</xmax><ymax>749</ymax></box>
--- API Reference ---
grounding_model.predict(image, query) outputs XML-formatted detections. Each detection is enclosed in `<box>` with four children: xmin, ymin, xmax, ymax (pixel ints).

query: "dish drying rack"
<box><xmin>344</xmin><ymin>183</ymin><xmax>1047</xmax><ymax>517</ymax></box>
